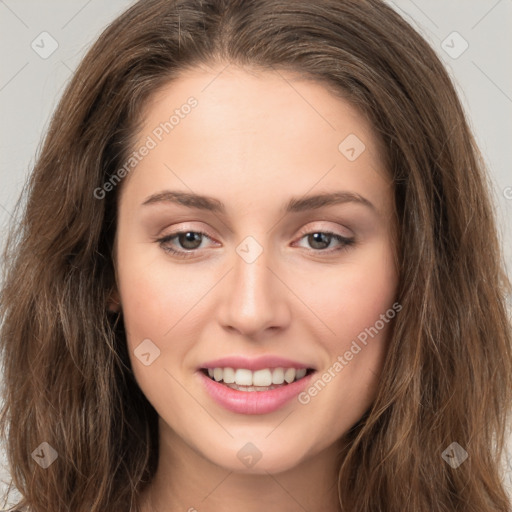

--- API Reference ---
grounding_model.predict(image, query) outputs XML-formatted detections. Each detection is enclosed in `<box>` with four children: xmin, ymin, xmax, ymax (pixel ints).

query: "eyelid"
<box><xmin>156</xmin><ymin>223</ymin><xmax>218</xmax><ymax>242</ymax></box>
<box><xmin>156</xmin><ymin>221</ymin><xmax>352</xmax><ymax>245</ymax></box>
<box><xmin>294</xmin><ymin>221</ymin><xmax>354</xmax><ymax>240</ymax></box>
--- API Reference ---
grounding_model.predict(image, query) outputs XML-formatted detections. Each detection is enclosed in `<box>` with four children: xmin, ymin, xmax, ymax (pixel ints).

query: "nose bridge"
<box><xmin>219</xmin><ymin>235</ymin><xmax>289</xmax><ymax>336</ymax></box>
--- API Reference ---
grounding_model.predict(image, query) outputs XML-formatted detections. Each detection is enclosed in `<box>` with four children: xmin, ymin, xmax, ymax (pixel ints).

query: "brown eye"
<box><xmin>307</xmin><ymin>232</ymin><xmax>333</xmax><ymax>250</ymax></box>
<box><xmin>156</xmin><ymin>230</ymin><xmax>215</xmax><ymax>258</ymax></box>
<box><xmin>176</xmin><ymin>232</ymin><xmax>203</xmax><ymax>250</ymax></box>
<box><xmin>296</xmin><ymin>231</ymin><xmax>355</xmax><ymax>252</ymax></box>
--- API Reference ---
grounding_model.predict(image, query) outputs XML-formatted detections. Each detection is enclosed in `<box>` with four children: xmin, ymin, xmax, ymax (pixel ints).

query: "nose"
<box><xmin>217</xmin><ymin>244</ymin><xmax>291</xmax><ymax>339</ymax></box>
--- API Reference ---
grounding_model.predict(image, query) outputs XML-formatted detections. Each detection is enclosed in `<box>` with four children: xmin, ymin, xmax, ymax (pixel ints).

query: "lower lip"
<box><xmin>198</xmin><ymin>370</ymin><xmax>315</xmax><ymax>415</ymax></box>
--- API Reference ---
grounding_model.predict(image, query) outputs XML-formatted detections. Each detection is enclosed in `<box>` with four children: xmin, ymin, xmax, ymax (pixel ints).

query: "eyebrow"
<box><xmin>141</xmin><ymin>190</ymin><xmax>376</xmax><ymax>213</ymax></box>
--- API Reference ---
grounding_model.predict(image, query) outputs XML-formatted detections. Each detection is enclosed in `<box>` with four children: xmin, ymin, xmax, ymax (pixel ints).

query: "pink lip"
<box><xmin>200</xmin><ymin>355</ymin><xmax>313</xmax><ymax>372</ymax></box>
<box><xmin>197</xmin><ymin>370</ymin><xmax>315</xmax><ymax>415</ymax></box>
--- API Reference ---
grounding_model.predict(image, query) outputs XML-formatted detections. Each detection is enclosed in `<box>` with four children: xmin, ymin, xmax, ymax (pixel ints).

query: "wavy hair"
<box><xmin>1</xmin><ymin>0</ymin><xmax>511</xmax><ymax>510</ymax></box>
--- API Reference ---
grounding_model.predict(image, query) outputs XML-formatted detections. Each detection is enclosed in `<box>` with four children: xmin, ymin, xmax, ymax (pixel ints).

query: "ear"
<box><xmin>107</xmin><ymin>287</ymin><xmax>121</xmax><ymax>313</ymax></box>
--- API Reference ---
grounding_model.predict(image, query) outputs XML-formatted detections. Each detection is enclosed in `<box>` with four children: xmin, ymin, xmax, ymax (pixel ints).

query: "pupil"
<box><xmin>309</xmin><ymin>233</ymin><xmax>330</xmax><ymax>249</ymax></box>
<box><xmin>180</xmin><ymin>232</ymin><xmax>201</xmax><ymax>249</ymax></box>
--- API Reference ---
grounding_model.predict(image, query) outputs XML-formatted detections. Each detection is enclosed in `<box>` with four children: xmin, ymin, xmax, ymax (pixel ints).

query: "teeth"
<box><xmin>223</xmin><ymin>367</ymin><xmax>235</xmax><ymax>383</ymax></box>
<box><xmin>284</xmin><ymin>368</ymin><xmax>296</xmax><ymax>383</ymax></box>
<box><xmin>272</xmin><ymin>367</ymin><xmax>284</xmax><ymax>384</ymax></box>
<box><xmin>225</xmin><ymin>383</ymin><xmax>276</xmax><ymax>392</ymax></box>
<box><xmin>296</xmin><ymin>368</ymin><xmax>307</xmax><ymax>379</ymax></box>
<box><xmin>253</xmin><ymin>369</ymin><xmax>272</xmax><ymax>386</ymax></box>
<box><xmin>205</xmin><ymin>366</ymin><xmax>309</xmax><ymax>386</ymax></box>
<box><xmin>234</xmin><ymin>368</ymin><xmax>252</xmax><ymax>386</ymax></box>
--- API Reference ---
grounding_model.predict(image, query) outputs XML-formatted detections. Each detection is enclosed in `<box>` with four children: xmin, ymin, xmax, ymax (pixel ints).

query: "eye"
<box><xmin>156</xmin><ymin>229</ymin><xmax>355</xmax><ymax>259</ymax></box>
<box><xmin>156</xmin><ymin>230</ymin><xmax>216</xmax><ymax>258</ymax></box>
<box><xmin>294</xmin><ymin>231</ymin><xmax>355</xmax><ymax>253</ymax></box>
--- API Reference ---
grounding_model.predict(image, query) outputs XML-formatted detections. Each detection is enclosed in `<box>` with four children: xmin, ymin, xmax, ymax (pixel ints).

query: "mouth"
<box><xmin>198</xmin><ymin>355</ymin><xmax>317</xmax><ymax>414</ymax></box>
<box><xmin>200</xmin><ymin>366</ymin><xmax>316</xmax><ymax>392</ymax></box>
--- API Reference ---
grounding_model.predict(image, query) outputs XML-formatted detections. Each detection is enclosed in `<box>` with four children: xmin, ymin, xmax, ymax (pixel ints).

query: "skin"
<box><xmin>111</xmin><ymin>63</ymin><xmax>398</xmax><ymax>512</ymax></box>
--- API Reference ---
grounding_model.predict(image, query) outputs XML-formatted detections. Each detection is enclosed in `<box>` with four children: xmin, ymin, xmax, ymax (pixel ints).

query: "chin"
<box><xmin>198</xmin><ymin>438</ymin><xmax>311</xmax><ymax>475</ymax></box>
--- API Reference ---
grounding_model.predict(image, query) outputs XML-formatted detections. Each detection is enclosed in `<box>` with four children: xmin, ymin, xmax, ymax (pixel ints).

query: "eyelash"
<box><xmin>155</xmin><ymin>229</ymin><xmax>355</xmax><ymax>259</ymax></box>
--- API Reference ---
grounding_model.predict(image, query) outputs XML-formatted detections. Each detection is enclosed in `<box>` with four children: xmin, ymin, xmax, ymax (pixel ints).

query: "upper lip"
<box><xmin>200</xmin><ymin>355</ymin><xmax>315</xmax><ymax>372</ymax></box>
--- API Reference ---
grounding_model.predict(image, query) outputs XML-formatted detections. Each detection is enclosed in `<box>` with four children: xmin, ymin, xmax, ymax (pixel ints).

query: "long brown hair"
<box><xmin>1</xmin><ymin>0</ymin><xmax>511</xmax><ymax>510</ymax></box>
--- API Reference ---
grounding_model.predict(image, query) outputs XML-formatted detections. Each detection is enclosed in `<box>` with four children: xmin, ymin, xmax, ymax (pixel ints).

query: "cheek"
<box><xmin>339</xmin><ymin>264</ymin><xmax>397</xmax><ymax>343</ymax></box>
<box><xmin>116</xmin><ymin>245</ymin><xmax>201</xmax><ymax>341</ymax></box>
<box><xmin>118</xmin><ymin>269</ymin><xmax>168</xmax><ymax>343</ymax></box>
<box><xmin>115</xmin><ymin>245</ymin><xmax>180</xmax><ymax>379</ymax></box>
<box><xmin>312</xmin><ymin>239</ymin><xmax>397</xmax><ymax>388</ymax></box>
<box><xmin>116</xmin><ymin>252</ymin><xmax>193</xmax><ymax>409</ymax></box>
<box><xmin>115</xmin><ymin>245</ymin><xmax>221</xmax><ymax>383</ymax></box>
<box><xmin>304</xmin><ymin>238</ymin><xmax>397</xmax><ymax>342</ymax></box>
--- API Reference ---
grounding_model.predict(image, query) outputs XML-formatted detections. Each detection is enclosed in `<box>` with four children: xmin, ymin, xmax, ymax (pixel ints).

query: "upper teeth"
<box><xmin>207</xmin><ymin>367</ymin><xmax>307</xmax><ymax>386</ymax></box>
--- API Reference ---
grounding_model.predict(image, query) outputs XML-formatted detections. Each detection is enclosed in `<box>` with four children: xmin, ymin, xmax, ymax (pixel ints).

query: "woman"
<box><xmin>1</xmin><ymin>0</ymin><xmax>511</xmax><ymax>510</ymax></box>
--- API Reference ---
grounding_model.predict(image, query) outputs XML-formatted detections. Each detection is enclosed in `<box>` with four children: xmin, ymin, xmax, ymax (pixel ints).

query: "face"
<box><xmin>113</xmin><ymin>64</ymin><xmax>398</xmax><ymax>474</ymax></box>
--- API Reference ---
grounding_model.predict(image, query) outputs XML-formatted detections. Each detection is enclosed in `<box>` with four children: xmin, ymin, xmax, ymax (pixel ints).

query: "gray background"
<box><xmin>0</xmin><ymin>0</ymin><xmax>511</xmax><ymax>506</ymax></box>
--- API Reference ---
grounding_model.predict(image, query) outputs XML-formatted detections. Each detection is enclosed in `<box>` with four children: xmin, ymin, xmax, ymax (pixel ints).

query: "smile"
<box><xmin>198</xmin><ymin>356</ymin><xmax>317</xmax><ymax>414</ymax></box>
<box><xmin>202</xmin><ymin>367</ymin><xmax>313</xmax><ymax>390</ymax></box>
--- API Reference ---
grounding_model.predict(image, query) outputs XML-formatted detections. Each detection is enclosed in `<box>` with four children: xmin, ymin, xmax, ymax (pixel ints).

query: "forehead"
<box><xmin>140</xmin><ymin>64</ymin><xmax>380</xmax><ymax>150</ymax></box>
<box><xmin>120</xmin><ymin>64</ymin><xmax>391</xmax><ymax>216</ymax></box>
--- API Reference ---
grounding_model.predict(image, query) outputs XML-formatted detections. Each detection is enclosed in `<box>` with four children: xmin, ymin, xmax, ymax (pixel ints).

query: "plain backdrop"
<box><xmin>0</xmin><ymin>0</ymin><xmax>511</xmax><ymax>507</ymax></box>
